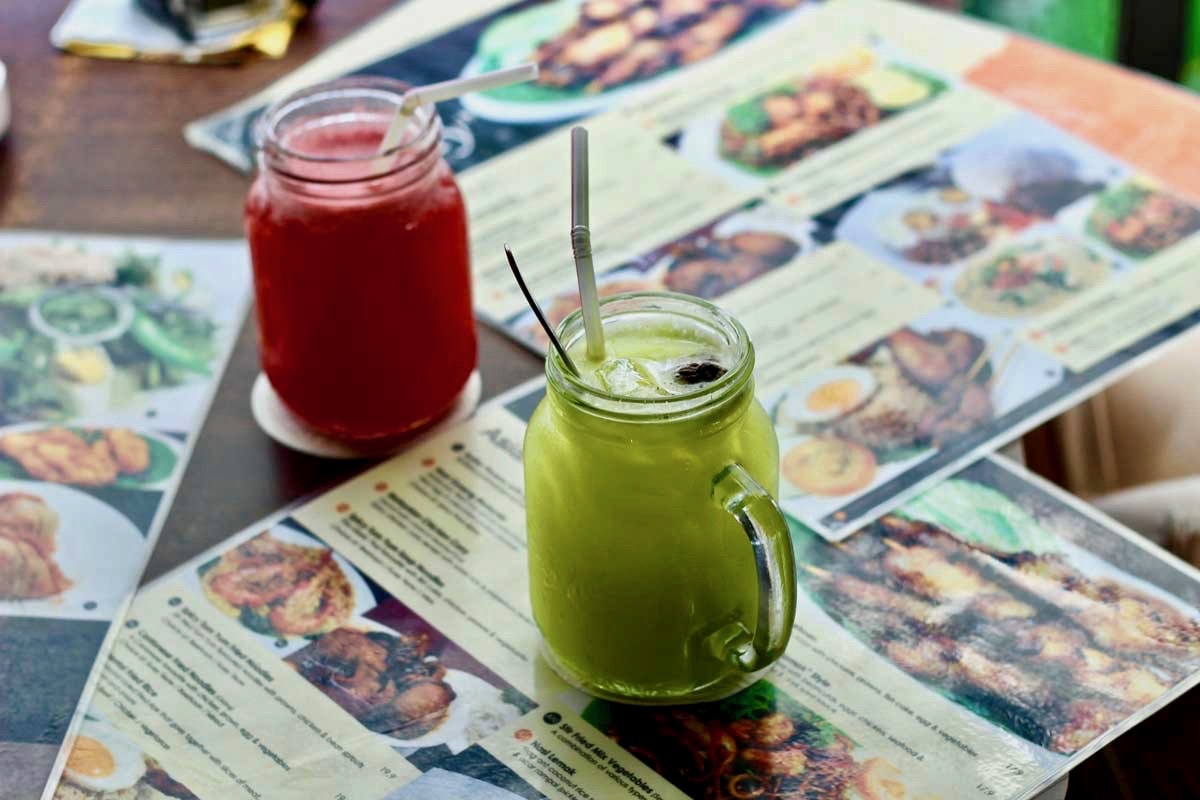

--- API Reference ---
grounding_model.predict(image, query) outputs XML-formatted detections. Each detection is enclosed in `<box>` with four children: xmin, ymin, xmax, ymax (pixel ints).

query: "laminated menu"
<box><xmin>0</xmin><ymin>232</ymin><xmax>252</xmax><ymax>799</ymax></box>
<box><xmin>186</xmin><ymin>0</ymin><xmax>1200</xmax><ymax>539</ymax></box>
<box><xmin>57</xmin><ymin>379</ymin><xmax>1200</xmax><ymax>800</ymax></box>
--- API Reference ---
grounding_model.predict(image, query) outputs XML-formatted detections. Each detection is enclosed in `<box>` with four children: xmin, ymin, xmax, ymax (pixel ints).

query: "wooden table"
<box><xmin>0</xmin><ymin>2</ymin><xmax>1195</xmax><ymax>798</ymax></box>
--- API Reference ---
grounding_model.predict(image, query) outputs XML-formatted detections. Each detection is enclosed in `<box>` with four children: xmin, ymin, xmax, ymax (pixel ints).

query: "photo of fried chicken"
<box><xmin>0</xmin><ymin>427</ymin><xmax>155</xmax><ymax>486</ymax></box>
<box><xmin>797</xmin><ymin>509</ymin><xmax>1200</xmax><ymax>754</ymax></box>
<box><xmin>664</xmin><ymin>230</ymin><xmax>799</xmax><ymax>298</ymax></box>
<box><xmin>0</xmin><ymin>491</ymin><xmax>71</xmax><ymax>599</ymax></box>
<box><xmin>198</xmin><ymin>531</ymin><xmax>356</xmax><ymax>638</ymax></box>
<box><xmin>287</xmin><ymin>627</ymin><xmax>458</xmax><ymax>739</ymax></box>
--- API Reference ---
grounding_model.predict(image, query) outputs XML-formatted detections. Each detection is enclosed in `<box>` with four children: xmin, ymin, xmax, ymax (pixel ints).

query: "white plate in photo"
<box><xmin>458</xmin><ymin>53</ymin><xmax>651</xmax><ymax>125</ymax></box>
<box><xmin>0</xmin><ymin>479</ymin><xmax>144</xmax><ymax>620</ymax></box>
<box><xmin>385</xmin><ymin>767</ymin><xmax>529</xmax><ymax>800</ymax></box>
<box><xmin>376</xmin><ymin>668</ymin><xmax>496</xmax><ymax>751</ymax></box>
<box><xmin>184</xmin><ymin>523</ymin><xmax>376</xmax><ymax>655</ymax></box>
<box><xmin>835</xmin><ymin>183</ymin><xmax>1000</xmax><ymax>282</ymax></box>
<box><xmin>774</xmin><ymin>365</ymin><xmax>878</xmax><ymax>430</ymax></box>
<box><xmin>287</xmin><ymin>615</ymin><xmax>484</xmax><ymax>750</ymax></box>
<box><xmin>711</xmin><ymin>204</ymin><xmax>817</xmax><ymax>249</ymax></box>
<box><xmin>948</xmin><ymin>141</ymin><xmax>1122</xmax><ymax>205</ymax></box>
<box><xmin>675</xmin><ymin>111</ymin><xmax>775</xmax><ymax>190</ymax></box>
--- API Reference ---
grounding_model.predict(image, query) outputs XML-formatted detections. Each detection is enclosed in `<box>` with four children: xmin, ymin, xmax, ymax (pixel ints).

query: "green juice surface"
<box><xmin>524</xmin><ymin>318</ymin><xmax>779</xmax><ymax>702</ymax></box>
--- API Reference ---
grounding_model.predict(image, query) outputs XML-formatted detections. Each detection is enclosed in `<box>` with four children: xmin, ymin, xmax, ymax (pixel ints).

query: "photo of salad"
<box><xmin>0</xmin><ymin>244</ymin><xmax>221</xmax><ymax>426</ymax></box>
<box><xmin>1085</xmin><ymin>181</ymin><xmax>1200</xmax><ymax>258</ymax></box>
<box><xmin>954</xmin><ymin>237</ymin><xmax>1112</xmax><ymax>319</ymax></box>
<box><xmin>459</xmin><ymin>0</ymin><xmax>810</xmax><ymax>123</ymax></box>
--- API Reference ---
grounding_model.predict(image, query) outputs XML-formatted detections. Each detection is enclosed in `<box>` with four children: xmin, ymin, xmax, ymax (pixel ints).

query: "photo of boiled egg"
<box><xmin>774</xmin><ymin>366</ymin><xmax>877</xmax><ymax>431</ymax></box>
<box><xmin>60</xmin><ymin>720</ymin><xmax>147</xmax><ymax>795</ymax></box>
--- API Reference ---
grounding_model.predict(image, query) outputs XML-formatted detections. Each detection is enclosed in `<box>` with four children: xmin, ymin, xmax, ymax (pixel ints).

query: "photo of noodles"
<box><xmin>197</xmin><ymin>530</ymin><xmax>357</xmax><ymax>639</ymax></box>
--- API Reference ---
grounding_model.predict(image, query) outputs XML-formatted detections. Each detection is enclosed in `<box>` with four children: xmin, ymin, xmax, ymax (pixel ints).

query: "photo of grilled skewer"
<box><xmin>794</xmin><ymin>481</ymin><xmax>1200</xmax><ymax>755</ymax></box>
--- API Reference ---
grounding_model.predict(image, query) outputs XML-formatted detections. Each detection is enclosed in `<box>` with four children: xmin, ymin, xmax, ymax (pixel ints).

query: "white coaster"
<box><xmin>251</xmin><ymin>370</ymin><xmax>482</xmax><ymax>459</ymax></box>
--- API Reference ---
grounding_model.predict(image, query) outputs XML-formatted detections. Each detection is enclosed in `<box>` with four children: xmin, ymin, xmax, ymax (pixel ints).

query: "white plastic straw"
<box><xmin>376</xmin><ymin>64</ymin><xmax>537</xmax><ymax>154</ymax></box>
<box><xmin>570</xmin><ymin>126</ymin><xmax>605</xmax><ymax>361</ymax></box>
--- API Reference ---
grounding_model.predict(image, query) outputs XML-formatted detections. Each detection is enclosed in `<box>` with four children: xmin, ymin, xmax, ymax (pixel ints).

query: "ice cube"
<box><xmin>592</xmin><ymin>357</ymin><xmax>668</xmax><ymax>398</ymax></box>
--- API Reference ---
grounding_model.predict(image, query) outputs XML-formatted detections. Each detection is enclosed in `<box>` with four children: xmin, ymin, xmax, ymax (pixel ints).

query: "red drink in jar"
<box><xmin>245</xmin><ymin>78</ymin><xmax>476</xmax><ymax>442</ymax></box>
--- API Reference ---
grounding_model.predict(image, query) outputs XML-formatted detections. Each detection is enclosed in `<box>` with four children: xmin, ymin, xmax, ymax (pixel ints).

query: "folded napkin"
<box><xmin>50</xmin><ymin>0</ymin><xmax>310</xmax><ymax>65</ymax></box>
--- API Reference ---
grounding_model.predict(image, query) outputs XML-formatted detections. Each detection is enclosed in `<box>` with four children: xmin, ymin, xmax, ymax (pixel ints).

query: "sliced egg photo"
<box><xmin>775</xmin><ymin>366</ymin><xmax>878</xmax><ymax>430</ymax></box>
<box><xmin>62</xmin><ymin>721</ymin><xmax>146</xmax><ymax>794</ymax></box>
<box><xmin>851</xmin><ymin>67</ymin><xmax>932</xmax><ymax>110</ymax></box>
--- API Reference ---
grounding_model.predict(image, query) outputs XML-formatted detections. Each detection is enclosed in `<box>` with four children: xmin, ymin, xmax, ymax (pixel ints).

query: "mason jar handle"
<box><xmin>710</xmin><ymin>463</ymin><xmax>797</xmax><ymax>672</ymax></box>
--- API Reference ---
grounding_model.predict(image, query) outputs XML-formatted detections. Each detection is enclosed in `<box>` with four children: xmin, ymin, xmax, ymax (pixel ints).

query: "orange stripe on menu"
<box><xmin>967</xmin><ymin>37</ymin><xmax>1200</xmax><ymax>202</ymax></box>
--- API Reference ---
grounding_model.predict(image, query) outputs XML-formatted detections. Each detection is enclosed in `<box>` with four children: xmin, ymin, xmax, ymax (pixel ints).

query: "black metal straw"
<box><xmin>504</xmin><ymin>244</ymin><xmax>580</xmax><ymax>376</ymax></box>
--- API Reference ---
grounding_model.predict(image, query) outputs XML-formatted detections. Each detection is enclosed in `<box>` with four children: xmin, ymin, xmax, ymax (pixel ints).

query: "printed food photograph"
<box><xmin>0</xmin><ymin>426</ymin><xmax>178</xmax><ymax>489</ymax></box>
<box><xmin>675</xmin><ymin>49</ymin><xmax>945</xmax><ymax>186</ymax></box>
<box><xmin>1084</xmin><ymin>180</ymin><xmax>1200</xmax><ymax>258</ymax></box>
<box><xmin>773</xmin><ymin>326</ymin><xmax>999</xmax><ymax>499</ymax></box>
<box><xmin>0</xmin><ymin>481</ymin><xmax>145</xmax><ymax>617</ymax></box>
<box><xmin>195</xmin><ymin>526</ymin><xmax>372</xmax><ymax>643</ymax></box>
<box><xmin>53</xmin><ymin>717</ymin><xmax>199</xmax><ymax>799</ymax></box>
<box><xmin>833</xmin><ymin>118</ymin><xmax>1120</xmax><ymax>275</ymax></box>
<box><xmin>507</xmin><ymin>203</ymin><xmax>810</xmax><ymax>350</ymax></box>
<box><xmin>792</xmin><ymin>472</ymin><xmax>1200</xmax><ymax>755</ymax></box>
<box><xmin>285</xmin><ymin>598</ymin><xmax>534</xmax><ymax>763</ymax></box>
<box><xmin>953</xmin><ymin>236</ymin><xmax>1113</xmax><ymax>319</ymax></box>
<box><xmin>582</xmin><ymin>680</ymin><xmax>930</xmax><ymax>800</ymax></box>
<box><xmin>459</xmin><ymin>0</ymin><xmax>811</xmax><ymax>123</ymax></box>
<box><xmin>0</xmin><ymin>491</ymin><xmax>70</xmax><ymax>601</ymax></box>
<box><xmin>0</xmin><ymin>243</ymin><xmax>223</xmax><ymax>427</ymax></box>
<box><xmin>510</xmin><ymin>269</ymin><xmax>664</xmax><ymax>350</ymax></box>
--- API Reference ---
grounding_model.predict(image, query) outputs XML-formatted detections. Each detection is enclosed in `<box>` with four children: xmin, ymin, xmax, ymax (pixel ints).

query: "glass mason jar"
<box><xmin>524</xmin><ymin>292</ymin><xmax>796</xmax><ymax>704</ymax></box>
<box><xmin>245</xmin><ymin>77</ymin><xmax>476</xmax><ymax>443</ymax></box>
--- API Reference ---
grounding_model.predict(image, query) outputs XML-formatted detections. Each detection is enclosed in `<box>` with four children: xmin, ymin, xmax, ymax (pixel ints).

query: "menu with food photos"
<box><xmin>55</xmin><ymin>378</ymin><xmax>1200</xmax><ymax>800</ymax></box>
<box><xmin>0</xmin><ymin>231</ymin><xmax>253</xmax><ymax>800</ymax></box>
<box><xmin>188</xmin><ymin>0</ymin><xmax>1200</xmax><ymax>539</ymax></box>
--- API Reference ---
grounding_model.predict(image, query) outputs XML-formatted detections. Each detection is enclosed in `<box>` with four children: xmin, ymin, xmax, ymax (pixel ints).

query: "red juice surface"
<box><xmin>245</xmin><ymin>113</ymin><xmax>476</xmax><ymax>441</ymax></box>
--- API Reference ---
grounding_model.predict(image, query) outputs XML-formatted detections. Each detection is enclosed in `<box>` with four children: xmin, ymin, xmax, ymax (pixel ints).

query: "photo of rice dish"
<box><xmin>775</xmin><ymin>326</ymin><xmax>996</xmax><ymax>498</ymax></box>
<box><xmin>717</xmin><ymin>52</ymin><xmax>942</xmax><ymax>175</ymax></box>
<box><xmin>54</xmin><ymin>720</ymin><xmax>198</xmax><ymax>799</ymax></box>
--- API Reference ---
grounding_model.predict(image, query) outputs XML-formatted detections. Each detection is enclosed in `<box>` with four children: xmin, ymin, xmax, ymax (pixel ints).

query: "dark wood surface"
<box><xmin>0</xmin><ymin>2</ymin><xmax>1195</xmax><ymax>799</ymax></box>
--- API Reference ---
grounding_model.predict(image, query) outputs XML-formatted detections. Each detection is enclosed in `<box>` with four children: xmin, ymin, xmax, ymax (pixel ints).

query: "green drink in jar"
<box><xmin>524</xmin><ymin>292</ymin><xmax>796</xmax><ymax>703</ymax></box>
